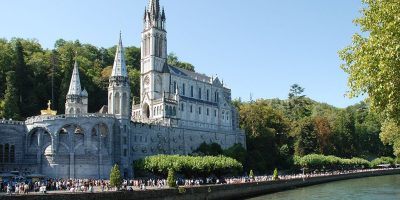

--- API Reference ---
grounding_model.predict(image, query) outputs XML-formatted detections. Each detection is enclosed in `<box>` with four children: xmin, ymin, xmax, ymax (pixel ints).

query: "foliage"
<box><xmin>339</xmin><ymin>0</ymin><xmax>400</xmax><ymax>156</ymax></box>
<box><xmin>193</xmin><ymin>142</ymin><xmax>223</xmax><ymax>156</ymax></box>
<box><xmin>294</xmin><ymin>117</ymin><xmax>319</xmax><ymax>156</ymax></box>
<box><xmin>287</xmin><ymin>84</ymin><xmax>312</xmax><ymax>121</ymax></box>
<box><xmin>167</xmin><ymin>52</ymin><xmax>195</xmax><ymax>72</ymax></box>
<box><xmin>370</xmin><ymin>157</ymin><xmax>395</xmax><ymax>168</ymax></box>
<box><xmin>2</xmin><ymin>71</ymin><xmax>20</xmax><ymax>120</ymax></box>
<box><xmin>239</xmin><ymin>99</ymin><xmax>290</xmax><ymax>172</ymax></box>
<box><xmin>167</xmin><ymin>168</ymin><xmax>177</xmax><ymax>188</ymax></box>
<box><xmin>134</xmin><ymin>155</ymin><xmax>243</xmax><ymax>178</ymax></box>
<box><xmin>110</xmin><ymin>164</ymin><xmax>122</xmax><ymax>190</ymax></box>
<box><xmin>273</xmin><ymin>168</ymin><xmax>279</xmax><ymax>180</ymax></box>
<box><xmin>223</xmin><ymin>143</ymin><xmax>247</xmax><ymax>166</ymax></box>
<box><xmin>249</xmin><ymin>169</ymin><xmax>254</xmax><ymax>179</ymax></box>
<box><xmin>295</xmin><ymin>154</ymin><xmax>371</xmax><ymax>170</ymax></box>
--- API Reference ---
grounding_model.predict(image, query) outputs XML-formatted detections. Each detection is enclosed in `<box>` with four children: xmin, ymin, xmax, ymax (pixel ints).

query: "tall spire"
<box><xmin>148</xmin><ymin>0</ymin><xmax>160</xmax><ymax>17</ymax></box>
<box><xmin>161</xmin><ymin>7</ymin><xmax>166</xmax><ymax>21</ymax></box>
<box><xmin>111</xmin><ymin>32</ymin><xmax>128</xmax><ymax>77</ymax></box>
<box><xmin>67</xmin><ymin>59</ymin><xmax>82</xmax><ymax>96</ymax></box>
<box><xmin>144</xmin><ymin>0</ymin><xmax>165</xmax><ymax>30</ymax></box>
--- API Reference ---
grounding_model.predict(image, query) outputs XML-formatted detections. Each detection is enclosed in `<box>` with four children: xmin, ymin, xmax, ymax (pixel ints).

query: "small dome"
<box><xmin>81</xmin><ymin>88</ymin><xmax>88</xmax><ymax>97</ymax></box>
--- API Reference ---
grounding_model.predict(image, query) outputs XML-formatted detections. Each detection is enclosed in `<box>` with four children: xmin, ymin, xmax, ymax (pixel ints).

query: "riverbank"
<box><xmin>1</xmin><ymin>169</ymin><xmax>399</xmax><ymax>200</ymax></box>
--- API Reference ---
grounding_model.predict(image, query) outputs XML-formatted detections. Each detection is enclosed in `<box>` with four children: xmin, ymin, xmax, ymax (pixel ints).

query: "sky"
<box><xmin>0</xmin><ymin>0</ymin><xmax>366</xmax><ymax>108</ymax></box>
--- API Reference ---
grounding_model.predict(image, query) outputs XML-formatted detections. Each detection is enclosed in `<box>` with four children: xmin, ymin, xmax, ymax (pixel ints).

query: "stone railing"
<box><xmin>132</xmin><ymin>104</ymin><xmax>141</xmax><ymax>110</ymax></box>
<box><xmin>25</xmin><ymin>113</ymin><xmax>116</xmax><ymax>124</ymax></box>
<box><xmin>0</xmin><ymin>119</ymin><xmax>25</xmax><ymax>125</ymax></box>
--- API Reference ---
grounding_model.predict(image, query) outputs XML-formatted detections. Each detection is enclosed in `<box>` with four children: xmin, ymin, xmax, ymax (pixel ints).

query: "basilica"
<box><xmin>0</xmin><ymin>0</ymin><xmax>245</xmax><ymax>179</ymax></box>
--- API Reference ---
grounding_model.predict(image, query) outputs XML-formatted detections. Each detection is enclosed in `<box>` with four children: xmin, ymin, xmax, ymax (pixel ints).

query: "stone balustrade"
<box><xmin>0</xmin><ymin>119</ymin><xmax>25</xmax><ymax>125</ymax></box>
<box><xmin>25</xmin><ymin>113</ymin><xmax>116</xmax><ymax>124</ymax></box>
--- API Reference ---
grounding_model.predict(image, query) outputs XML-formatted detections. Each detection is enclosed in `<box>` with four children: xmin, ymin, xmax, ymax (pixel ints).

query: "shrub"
<box><xmin>110</xmin><ymin>164</ymin><xmax>122</xmax><ymax>190</ymax></box>
<box><xmin>273</xmin><ymin>168</ymin><xmax>279</xmax><ymax>180</ymax></box>
<box><xmin>249</xmin><ymin>169</ymin><xmax>254</xmax><ymax>179</ymax></box>
<box><xmin>371</xmin><ymin>157</ymin><xmax>395</xmax><ymax>168</ymax></box>
<box><xmin>135</xmin><ymin>155</ymin><xmax>243</xmax><ymax>177</ymax></box>
<box><xmin>167</xmin><ymin>168</ymin><xmax>177</xmax><ymax>187</ymax></box>
<box><xmin>294</xmin><ymin>154</ymin><xmax>373</xmax><ymax>170</ymax></box>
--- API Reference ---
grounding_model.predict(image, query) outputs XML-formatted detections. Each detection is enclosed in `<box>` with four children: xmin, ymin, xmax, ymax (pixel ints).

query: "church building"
<box><xmin>0</xmin><ymin>0</ymin><xmax>245</xmax><ymax>179</ymax></box>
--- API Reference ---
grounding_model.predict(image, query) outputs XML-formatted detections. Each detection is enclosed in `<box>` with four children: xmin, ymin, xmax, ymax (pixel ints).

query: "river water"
<box><xmin>247</xmin><ymin>174</ymin><xmax>400</xmax><ymax>200</ymax></box>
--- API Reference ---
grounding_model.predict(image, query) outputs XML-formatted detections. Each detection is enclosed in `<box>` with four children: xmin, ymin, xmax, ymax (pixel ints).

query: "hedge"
<box><xmin>134</xmin><ymin>154</ymin><xmax>243</xmax><ymax>178</ymax></box>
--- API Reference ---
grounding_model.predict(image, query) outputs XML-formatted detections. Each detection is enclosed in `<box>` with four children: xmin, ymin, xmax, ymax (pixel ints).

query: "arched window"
<box><xmin>122</xmin><ymin>93</ymin><xmax>128</xmax><ymax>115</ymax></box>
<box><xmin>92</xmin><ymin>128</ymin><xmax>97</xmax><ymax>136</ymax></box>
<box><xmin>173</xmin><ymin>107</ymin><xmax>176</xmax><ymax>116</ymax></box>
<box><xmin>181</xmin><ymin>103</ymin><xmax>184</xmax><ymax>111</ymax></box>
<box><xmin>69</xmin><ymin>108</ymin><xmax>74</xmax><ymax>114</ymax></box>
<box><xmin>148</xmin><ymin>35</ymin><xmax>151</xmax><ymax>55</ymax></box>
<box><xmin>159</xmin><ymin>37</ymin><xmax>163</xmax><ymax>57</ymax></box>
<box><xmin>182</xmin><ymin>83</ymin><xmax>186</xmax><ymax>95</ymax></box>
<box><xmin>76</xmin><ymin>108</ymin><xmax>81</xmax><ymax>114</ymax></box>
<box><xmin>10</xmin><ymin>145</ymin><xmax>15</xmax><ymax>163</ymax></box>
<box><xmin>191</xmin><ymin>86</ymin><xmax>194</xmax><ymax>97</ymax></box>
<box><xmin>142</xmin><ymin>37</ymin><xmax>147</xmax><ymax>56</ymax></box>
<box><xmin>0</xmin><ymin>144</ymin><xmax>3</xmax><ymax>163</ymax></box>
<box><xmin>155</xmin><ymin>35</ymin><xmax>159</xmax><ymax>57</ymax></box>
<box><xmin>114</xmin><ymin>92</ymin><xmax>120</xmax><ymax>114</ymax></box>
<box><xmin>165</xmin><ymin>105</ymin><xmax>170</xmax><ymax>116</ymax></box>
<box><xmin>198</xmin><ymin>107</ymin><xmax>202</xmax><ymax>115</ymax></box>
<box><xmin>174</xmin><ymin>81</ymin><xmax>177</xmax><ymax>93</ymax></box>
<box><xmin>198</xmin><ymin>88</ymin><xmax>202</xmax><ymax>99</ymax></box>
<box><xmin>4</xmin><ymin>144</ymin><xmax>9</xmax><ymax>163</ymax></box>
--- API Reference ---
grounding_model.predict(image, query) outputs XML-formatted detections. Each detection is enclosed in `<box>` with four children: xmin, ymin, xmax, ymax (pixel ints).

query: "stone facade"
<box><xmin>0</xmin><ymin>0</ymin><xmax>246</xmax><ymax>179</ymax></box>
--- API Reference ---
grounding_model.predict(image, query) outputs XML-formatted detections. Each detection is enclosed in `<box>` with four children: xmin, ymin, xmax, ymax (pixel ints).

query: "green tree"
<box><xmin>193</xmin><ymin>142</ymin><xmax>223</xmax><ymax>156</ymax></box>
<box><xmin>110</xmin><ymin>164</ymin><xmax>122</xmax><ymax>190</ymax></box>
<box><xmin>3</xmin><ymin>71</ymin><xmax>20</xmax><ymax>120</ymax></box>
<box><xmin>332</xmin><ymin>109</ymin><xmax>357</xmax><ymax>158</ymax></box>
<box><xmin>287</xmin><ymin>84</ymin><xmax>311</xmax><ymax>121</ymax></box>
<box><xmin>339</xmin><ymin>1</ymin><xmax>400</xmax><ymax>156</ymax></box>
<box><xmin>167</xmin><ymin>52</ymin><xmax>195</xmax><ymax>72</ymax></box>
<box><xmin>223</xmin><ymin>143</ymin><xmax>247</xmax><ymax>166</ymax></box>
<box><xmin>273</xmin><ymin>168</ymin><xmax>279</xmax><ymax>180</ymax></box>
<box><xmin>167</xmin><ymin>168</ymin><xmax>177</xmax><ymax>188</ymax></box>
<box><xmin>14</xmin><ymin>40</ymin><xmax>37</xmax><ymax>118</ymax></box>
<box><xmin>239</xmin><ymin>100</ymin><xmax>290</xmax><ymax>172</ymax></box>
<box><xmin>249</xmin><ymin>169</ymin><xmax>254</xmax><ymax>179</ymax></box>
<box><xmin>294</xmin><ymin>117</ymin><xmax>319</xmax><ymax>156</ymax></box>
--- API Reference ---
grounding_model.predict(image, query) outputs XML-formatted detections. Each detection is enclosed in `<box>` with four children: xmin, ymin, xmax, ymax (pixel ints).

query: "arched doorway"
<box><xmin>143</xmin><ymin>103</ymin><xmax>150</xmax><ymax>119</ymax></box>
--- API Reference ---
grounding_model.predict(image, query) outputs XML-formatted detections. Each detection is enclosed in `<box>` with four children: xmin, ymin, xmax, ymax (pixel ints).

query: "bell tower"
<box><xmin>108</xmin><ymin>33</ymin><xmax>131</xmax><ymax>119</ymax></box>
<box><xmin>140</xmin><ymin>0</ymin><xmax>168</xmax><ymax>103</ymax></box>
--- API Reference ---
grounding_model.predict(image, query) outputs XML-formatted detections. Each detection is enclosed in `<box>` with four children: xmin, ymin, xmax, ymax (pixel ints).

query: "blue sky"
<box><xmin>1</xmin><ymin>0</ymin><xmax>365</xmax><ymax>108</ymax></box>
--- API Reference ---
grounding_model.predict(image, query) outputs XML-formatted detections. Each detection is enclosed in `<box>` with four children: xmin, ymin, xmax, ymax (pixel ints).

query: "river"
<box><xmin>247</xmin><ymin>174</ymin><xmax>400</xmax><ymax>200</ymax></box>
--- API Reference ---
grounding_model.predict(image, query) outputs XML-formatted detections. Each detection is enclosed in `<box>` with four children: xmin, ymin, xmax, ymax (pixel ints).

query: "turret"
<box><xmin>108</xmin><ymin>33</ymin><xmax>131</xmax><ymax>118</ymax></box>
<box><xmin>65</xmin><ymin>59</ymin><xmax>88</xmax><ymax>114</ymax></box>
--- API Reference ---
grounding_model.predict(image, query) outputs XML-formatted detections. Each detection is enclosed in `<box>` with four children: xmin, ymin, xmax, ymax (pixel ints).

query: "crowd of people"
<box><xmin>0</xmin><ymin>167</ymin><xmax>397</xmax><ymax>195</ymax></box>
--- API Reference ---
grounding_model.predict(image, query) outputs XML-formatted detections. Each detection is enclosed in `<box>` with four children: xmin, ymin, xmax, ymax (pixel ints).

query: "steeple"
<box><xmin>161</xmin><ymin>7</ymin><xmax>166</xmax><ymax>21</ymax></box>
<box><xmin>67</xmin><ymin>60</ymin><xmax>82</xmax><ymax>96</ymax></box>
<box><xmin>148</xmin><ymin>0</ymin><xmax>160</xmax><ymax>17</ymax></box>
<box><xmin>111</xmin><ymin>32</ymin><xmax>128</xmax><ymax>77</ymax></box>
<box><xmin>108</xmin><ymin>32</ymin><xmax>131</xmax><ymax>118</ymax></box>
<box><xmin>144</xmin><ymin>0</ymin><xmax>166</xmax><ymax>30</ymax></box>
<box><xmin>65</xmin><ymin>58</ymin><xmax>88</xmax><ymax>115</ymax></box>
